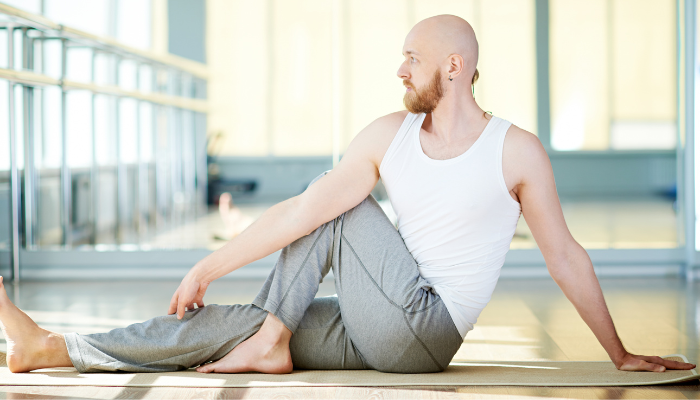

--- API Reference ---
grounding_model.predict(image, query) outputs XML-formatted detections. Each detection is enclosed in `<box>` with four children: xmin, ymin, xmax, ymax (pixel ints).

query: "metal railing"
<box><xmin>0</xmin><ymin>3</ymin><xmax>209</xmax><ymax>281</ymax></box>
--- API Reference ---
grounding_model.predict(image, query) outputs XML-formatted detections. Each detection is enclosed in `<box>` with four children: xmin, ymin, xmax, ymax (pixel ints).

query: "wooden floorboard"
<box><xmin>0</xmin><ymin>384</ymin><xmax>699</xmax><ymax>400</ymax></box>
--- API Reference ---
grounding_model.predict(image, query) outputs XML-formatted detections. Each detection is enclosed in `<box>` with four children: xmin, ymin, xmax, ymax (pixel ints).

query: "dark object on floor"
<box><xmin>208</xmin><ymin>180</ymin><xmax>257</xmax><ymax>204</ymax></box>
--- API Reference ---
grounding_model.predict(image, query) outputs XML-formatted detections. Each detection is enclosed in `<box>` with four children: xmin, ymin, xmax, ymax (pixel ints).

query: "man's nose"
<box><xmin>397</xmin><ymin>62</ymin><xmax>410</xmax><ymax>80</ymax></box>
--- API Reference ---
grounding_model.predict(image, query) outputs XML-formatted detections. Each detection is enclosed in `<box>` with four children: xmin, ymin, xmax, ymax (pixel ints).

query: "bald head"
<box><xmin>403</xmin><ymin>15</ymin><xmax>479</xmax><ymax>84</ymax></box>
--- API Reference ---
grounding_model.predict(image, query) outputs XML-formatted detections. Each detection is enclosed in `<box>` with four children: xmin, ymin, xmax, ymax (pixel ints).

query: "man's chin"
<box><xmin>404</xmin><ymin>101</ymin><xmax>427</xmax><ymax>114</ymax></box>
<box><xmin>403</xmin><ymin>96</ymin><xmax>419</xmax><ymax>113</ymax></box>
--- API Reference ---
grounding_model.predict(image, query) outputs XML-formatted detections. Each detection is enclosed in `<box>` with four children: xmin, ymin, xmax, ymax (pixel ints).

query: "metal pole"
<box><xmin>59</xmin><ymin>38</ymin><xmax>71</xmax><ymax>247</ymax></box>
<box><xmin>90</xmin><ymin>50</ymin><xmax>99</xmax><ymax>245</ymax></box>
<box><xmin>114</xmin><ymin>55</ymin><xmax>124</xmax><ymax>244</ymax></box>
<box><xmin>683</xmin><ymin>0</ymin><xmax>697</xmax><ymax>280</ymax></box>
<box><xmin>182</xmin><ymin>74</ymin><xmax>195</xmax><ymax>220</ymax></box>
<box><xmin>169</xmin><ymin>71</ymin><xmax>181</xmax><ymax>228</ymax></box>
<box><xmin>535</xmin><ymin>0</ymin><xmax>552</xmax><ymax>151</ymax></box>
<box><xmin>22</xmin><ymin>27</ymin><xmax>35</xmax><ymax>249</ymax></box>
<box><xmin>28</xmin><ymin>32</ymin><xmax>38</xmax><ymax>249</ymax></box>
<box><xmin>136</xmin><ymin>63</ymin><xmax>147</xmax><ymax>240</ymax></box>
<box><xmin>192</xmin><ymin>77</ymin><xmax>206</xmax><ymax>217</ymax></box>
<box><xmin>151</xmin><ymin>66</ymin><xmax>161</xmax><ymax>231</ymax></box>
<box><xmin>8</xmin><ymin>25</ymin><xmax>21</xmax><ymax>282</ymax></box>
<box><xmin>194</xmin><ymin>110</ymin><xmax>203</xmax><ymax>217</ymax></box>
<box><xmin>39</xmin><ymin>30</ymin><xmax>47</xmax><ymax>174</ymax></box>
<box><xmin>156</xmin><ymin>104</ymin><xmax>165</xmax><ymax>230</ymax></box>
<box><xmin>170</xmin><ymin>106</ymin><xmax>180</xmax><ymax>227</ymax></box>
<box><xmin>187</xmin><ymin>109</ymin><xmax>195</xmax><ymax>219</ymax></box>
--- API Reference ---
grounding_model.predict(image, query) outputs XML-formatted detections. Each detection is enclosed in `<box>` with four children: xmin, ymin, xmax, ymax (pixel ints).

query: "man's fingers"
<box><xmin>638</xmin><ymin>360</ymin><xmax>666</xmax><ymax>372</ymax></box>
<box><xmin>657</xmin><ymin>358</ymin><xmax>696</xmax><ymax>370</ymax></box>
<box><xmin>169</xmin><ymin>278</ymin><xmax>208</xmax><ymax>319</ymax></box>
<box><xmin>177</xmin><ymin>300</ymin><xmax>187</xmax><ymax>320</ymax></box>
<box><xmin>168</xmin><ymin>293</ymin><xmax>179</xmax><ymax>315</ymax></box>
<box><xmin>177</xmin><ymin>284</ymin><xmax>201</xmax><ymax>319</ymax></box>
<box><xmin>637</xmin><ymin>355</ymin><xmax>696</xmax><ymax>370</ymax></box>
<box><xmin>620</xmin><ymin>359</ymin><xmax>666</xmax><ymax>372</ymax></box>
<box><xmin>192</xmin><ymin>294</ymin><xmax>205</xmax><ymax>309</ymax></box>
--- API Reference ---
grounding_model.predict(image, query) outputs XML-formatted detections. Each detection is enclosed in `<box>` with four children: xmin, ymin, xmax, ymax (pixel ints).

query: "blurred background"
<box><xmin>0</xmin><ymin>0</ymin><xmax>697</xmax><ymax>280</ymax></box>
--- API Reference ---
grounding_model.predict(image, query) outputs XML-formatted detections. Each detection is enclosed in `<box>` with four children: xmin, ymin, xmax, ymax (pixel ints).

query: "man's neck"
<box><xmin>423</xmin><ymin>94</ymin><xmax>489</xmax><ymax>143</ymax></box>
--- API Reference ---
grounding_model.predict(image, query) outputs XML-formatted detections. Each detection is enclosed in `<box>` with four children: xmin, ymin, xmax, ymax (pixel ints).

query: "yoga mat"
<box><xmin>0</xmin><ymin>354</ymin><xmax>696</xmax><ymax>388</ymax></box>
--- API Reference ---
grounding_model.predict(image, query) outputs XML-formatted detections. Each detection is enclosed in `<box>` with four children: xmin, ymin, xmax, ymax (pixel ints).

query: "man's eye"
<box><xmin>411</xmin><ymin>57</ymin><xmax>416</xmax><ymax>62</ymax></box>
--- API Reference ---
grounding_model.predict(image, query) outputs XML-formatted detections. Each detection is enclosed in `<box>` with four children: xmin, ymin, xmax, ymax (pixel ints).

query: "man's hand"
<box><xmin>168</xmin><ymin>266</ymin><xmax>210</xmax><ymax>319</ymax></box>
<box><xmin>616</xmin><ymin>353</ymin><xmax>696</xmax><ymax>372</ymax></box>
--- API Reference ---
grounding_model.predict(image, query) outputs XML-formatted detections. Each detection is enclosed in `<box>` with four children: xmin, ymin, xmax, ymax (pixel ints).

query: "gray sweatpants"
<box><xmin>64</xmin><ymin>173</ymin><xmax>463</xmax><ymax>374</ymax></box>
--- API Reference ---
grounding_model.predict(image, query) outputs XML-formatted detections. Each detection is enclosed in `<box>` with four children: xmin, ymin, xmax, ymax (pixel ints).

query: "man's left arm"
<box><xmin>505</xmin><ymin>127</ymin><xmax>695</xmax><ymax>372</ymax></box>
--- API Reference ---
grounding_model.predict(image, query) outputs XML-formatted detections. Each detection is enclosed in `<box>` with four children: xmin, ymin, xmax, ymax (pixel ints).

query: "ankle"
<box><xmin>261</xmin><ymin>314</ymin><xmax>292</xmax><ymax>339</ymax></box>
<box><xmin>39</xmin><ymin>332</ymin><xmax>62</xmax><ymax>358</ymax></box>
<box><xmin>42</xmin><ymin>332</ymin><xmax>72</xmax><ymax>367</ymax></box>
<box><xmin>258</xmin><ymin>327</ymin><xmax>290</xmax><ymax>348</ymax></box>
<box><xmin>44</xmin><ymin>332</ymin><xmax>63</xmax><ymax>349</ymax></box>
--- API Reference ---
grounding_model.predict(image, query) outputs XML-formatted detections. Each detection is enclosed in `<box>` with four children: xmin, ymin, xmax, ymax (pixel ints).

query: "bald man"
<box><xmin>0</xmin><ymin>15</ymin><xmax>695</xmax><ymax>375</ymax></box>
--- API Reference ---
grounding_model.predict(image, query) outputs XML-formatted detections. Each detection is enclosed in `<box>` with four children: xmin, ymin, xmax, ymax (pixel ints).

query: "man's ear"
<box><xmin>447</xmin><ymin>54</ymin><xmax>464</xmax><ymax>78</ymax></box>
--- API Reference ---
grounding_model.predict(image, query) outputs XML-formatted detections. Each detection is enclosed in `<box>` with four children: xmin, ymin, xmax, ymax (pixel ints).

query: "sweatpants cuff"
<box><xmin>63</xmin><ymin>332</ymin><xmax>88</xmax><ymax>373</ymax></box>
<box><xmin>251</xmin><ymin>299</ymin><xmax>299</xmax><ymax>334</ymax></box>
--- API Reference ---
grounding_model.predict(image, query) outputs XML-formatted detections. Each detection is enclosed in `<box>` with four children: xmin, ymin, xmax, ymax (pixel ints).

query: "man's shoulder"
<box><xmin>503</xmin><ymin>122</ymin><xmax>550</xmax><ymax>183</ymax></box>
<box><xmin>355</xmin><ymin>110</ymin><xmax>410</xmax><ymax>145</ymax></box>
<box><xmin>350</xmin><ymin>111</ymin><xmax>411</xmax><ymax>166</ymax></box>
<box><xmin>370</xmin><ymin>110</ymin><xmax>411</xmax><ymax>132</ymax></box>
<box><xmin>504</xmin><ymin>123</ymin><xmax>545</xmax><ymax>158</ymax></box>
<box><xmin>504</xmin><ymin>123</ymin><xmax>538</xmax><ymax>145</ymax></box>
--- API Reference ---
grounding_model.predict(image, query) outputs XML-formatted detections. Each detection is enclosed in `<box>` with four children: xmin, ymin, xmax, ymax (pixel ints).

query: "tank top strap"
<box><xmin>492</xmin><ymin>117</ymin><xmax>513</xmax><ymax>160</ymax></box>
<box><xmin>379</xmin><ymin>112</ymin><xmax>425</xmax><ymax>175</ymax></box>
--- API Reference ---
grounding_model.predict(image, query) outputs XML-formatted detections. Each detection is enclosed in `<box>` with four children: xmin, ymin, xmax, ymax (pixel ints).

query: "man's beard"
<box><xmin>403</xmin><ymin>68</ymin><xmax>445</xmax><ymax>114</ymax></box>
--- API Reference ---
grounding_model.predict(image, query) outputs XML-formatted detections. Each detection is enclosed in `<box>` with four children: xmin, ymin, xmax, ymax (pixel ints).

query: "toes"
<box><xmin>196</xmin><ymin>363</ymin><xmax>216</xmax><ymax>373</ymax></box>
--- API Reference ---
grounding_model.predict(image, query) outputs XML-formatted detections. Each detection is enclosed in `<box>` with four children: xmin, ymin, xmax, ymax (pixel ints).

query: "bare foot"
<box><xmin>218</xmin><ymin>193</ymin><xmax>254</xmax><ymax>239</ymax></box>
<box><xmin>0</xmin><ymin>276</ymin><xmax>72</xmax><ymax>372</ymax></box>
<box><xmin>219</xmin><ymin>193</ymin><xmax>240</xmax><ymax>223</ymax></box>
<box><xmin>196</xmin><ymin>313</ymin><xmax>293</xmax><ymax>374</ymax></box>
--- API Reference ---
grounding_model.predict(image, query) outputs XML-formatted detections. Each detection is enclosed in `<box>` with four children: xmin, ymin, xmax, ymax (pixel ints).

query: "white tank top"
<box><xmin>379</xmin><ymin>112</ymin><xmax>522</xmax><ymax>339</ymax></box>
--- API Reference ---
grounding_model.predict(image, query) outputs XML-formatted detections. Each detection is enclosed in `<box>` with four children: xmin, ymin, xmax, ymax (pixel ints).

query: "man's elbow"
<box><xmin>545</xmin><ymin>240</ymin><xmax>590</xmax><ymax>283</ymax></box>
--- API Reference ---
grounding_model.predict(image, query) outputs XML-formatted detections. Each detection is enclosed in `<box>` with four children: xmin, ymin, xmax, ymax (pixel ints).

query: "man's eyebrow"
<box><xmin>402</xmin><ymin>50</ymin><xmax>420</xmax><ymax>56</ymax></box>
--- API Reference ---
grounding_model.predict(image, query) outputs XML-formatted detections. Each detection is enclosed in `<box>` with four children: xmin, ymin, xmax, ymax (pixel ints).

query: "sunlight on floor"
<box><xmin>137</xmin><ymin>197</ymin><xmax>678</xmax><ymax>251</ymax></box>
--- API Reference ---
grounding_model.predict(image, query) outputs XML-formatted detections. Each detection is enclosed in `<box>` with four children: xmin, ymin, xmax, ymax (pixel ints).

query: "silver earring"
<box><xmin>448</xmin><ymin>75</ymin><xmax>453</xmax><ymax>81</ymax></box>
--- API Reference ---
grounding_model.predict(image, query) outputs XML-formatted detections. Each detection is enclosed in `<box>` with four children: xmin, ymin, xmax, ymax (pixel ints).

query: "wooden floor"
<box><xmin>0</xmin><ymin>277</ymin><xmax>697</xmax><ymax>399</ymax></box>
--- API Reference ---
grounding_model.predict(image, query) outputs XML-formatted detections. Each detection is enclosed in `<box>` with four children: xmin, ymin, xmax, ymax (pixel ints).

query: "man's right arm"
<box><xmin>168</xmin><ymin>111</ymin><xmax>407</xmax><ymax>318</ymax></box>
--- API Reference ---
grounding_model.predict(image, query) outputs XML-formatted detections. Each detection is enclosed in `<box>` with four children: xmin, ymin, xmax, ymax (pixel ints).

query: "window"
<box><xmin>549</xmin><ymin>0</ymin><xmax>677</xmax><ymax>151</ymax></box>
